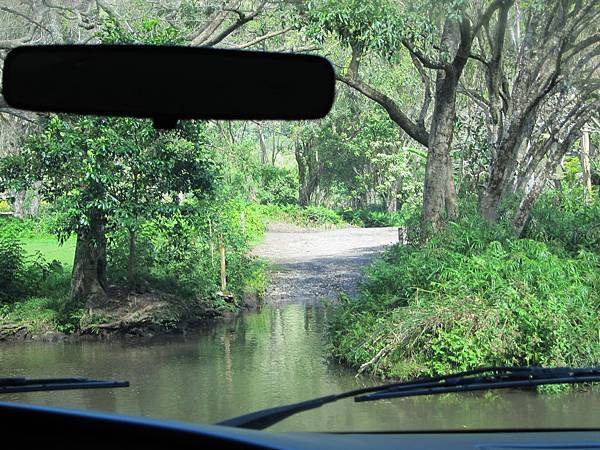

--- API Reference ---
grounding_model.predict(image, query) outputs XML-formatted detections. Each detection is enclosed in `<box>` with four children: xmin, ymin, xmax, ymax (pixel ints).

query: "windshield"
<box><xmin>1</xmin><ymin>0</ymin><xmax>599</xmax><ymax>434</ymax></box>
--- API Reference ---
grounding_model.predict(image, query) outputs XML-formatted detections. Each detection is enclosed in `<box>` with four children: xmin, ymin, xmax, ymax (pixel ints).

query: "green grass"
<box><xmin>23</xmin><ymin>237</ymin><xmax>76</xmax><ymax>268</ymax></box>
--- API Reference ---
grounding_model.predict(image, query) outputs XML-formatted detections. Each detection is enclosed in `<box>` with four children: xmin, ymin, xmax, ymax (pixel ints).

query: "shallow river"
<box><xmin>2</xmin><ymin>304</ymin><xmax>599</xmax><ymax>432</ymax></box>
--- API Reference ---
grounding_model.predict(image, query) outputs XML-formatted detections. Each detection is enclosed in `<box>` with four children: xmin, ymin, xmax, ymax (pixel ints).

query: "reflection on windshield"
<box><xmin>0</xmin><ymin>0</ymin><xmax>599</xmax><ymax>433</ymax></box>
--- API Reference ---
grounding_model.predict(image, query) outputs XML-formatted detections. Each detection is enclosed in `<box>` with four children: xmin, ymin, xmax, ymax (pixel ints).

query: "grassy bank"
<box><xmin>0</xmin><ymin>201</ymin><xmax>405</xmax><ymax>339</ymax></box>
<box><xmin>0</xmin><ymin>200</ymin><xmax>269</xmax><ymax>339</ymax></box>
<box><xmin>328</xmin><ymin>195</ymin><xmax>600</xmax><ymax>380</ymax></box>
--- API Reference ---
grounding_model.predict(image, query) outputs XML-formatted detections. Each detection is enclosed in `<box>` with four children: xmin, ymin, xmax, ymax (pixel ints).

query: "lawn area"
<box><xmin>23</xmin><ymin>237</ymin><xmax>76</xmax><ymax>268</ymax></box>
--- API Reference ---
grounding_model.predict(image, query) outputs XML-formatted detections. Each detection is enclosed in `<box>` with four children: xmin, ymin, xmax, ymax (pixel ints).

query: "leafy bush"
<box><xmin>256</xmin><ymin>166</ymin><xmax>299</xmax><ymax>206</ymax></box>
<box><xmin>0</xmin><ymin>232</ymin><xmax>26</xmax><ymax>302</ymax></box>
<box><xmin>338</xmin><ymin>207</ymin><xmax>406</xmax><ymax>227</ymax></box>
<box><xmin>527</xmin><ymin>187</ymin><xmax>600</xmax><ymax>255</ymax></box>
<box><xmin>107</xmin><ymin>199</ymin><xmax>267</xmax><ymax>307</ymax></box>
<box><xmin>329</xmin><ymin>211</ymin><xmax>600</xmax><ymax>381</ymax></box>
<box><xmin>0</xmin><ymin>215</ymin><xmax>56</xmax><ymax>240</ymax></box>
<box><xmin>257</xmin><ymin>204</ymin><xmax>346</xmax><ymax>227</ymax></box>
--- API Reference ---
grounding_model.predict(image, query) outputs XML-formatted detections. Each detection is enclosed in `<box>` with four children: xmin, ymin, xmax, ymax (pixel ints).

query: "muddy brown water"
<box><xmin>2</xmin><ymin>228</ymin><xmax>599</xmax><ymax>432</ymax></box>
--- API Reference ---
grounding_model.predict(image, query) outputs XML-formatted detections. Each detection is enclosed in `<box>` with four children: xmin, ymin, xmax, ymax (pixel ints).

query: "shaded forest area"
<box><xmin>0</xmin><ymin>0</ymin><xmax>599</xmax><ymax>378</ymax></box>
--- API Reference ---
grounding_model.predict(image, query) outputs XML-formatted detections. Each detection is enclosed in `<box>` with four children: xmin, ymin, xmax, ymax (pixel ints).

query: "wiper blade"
<box><xmin>355</xmin><ymin>366</ymin><xmax>600</xmax><ymax>401</ymax></box>
<box><xmin>218</xmin><ymin>366</ymin><xmax>600</xmax><ymax>430</ymax></box>
<box><xmin>0</xmin><ymin>377</ymin><xmax>129</xmax><ymax>394</ymax></box>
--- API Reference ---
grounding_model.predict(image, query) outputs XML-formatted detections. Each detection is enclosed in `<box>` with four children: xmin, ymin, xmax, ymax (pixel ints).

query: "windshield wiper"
<box><xmin>218</xmin><ymin>366</ymin><xmax>600</xmax><ymax>430</ymax></box>
<box><xmin>0</xmin><ymin>377</ymin><xmax>129</xmax><ymax>394</ymax></box>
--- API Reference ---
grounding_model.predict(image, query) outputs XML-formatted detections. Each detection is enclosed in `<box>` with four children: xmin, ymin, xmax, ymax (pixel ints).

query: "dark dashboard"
<box><xmin>1</xmin><ymin>401</ymin><xmax>598</xmax><ymax>450</ymax></box>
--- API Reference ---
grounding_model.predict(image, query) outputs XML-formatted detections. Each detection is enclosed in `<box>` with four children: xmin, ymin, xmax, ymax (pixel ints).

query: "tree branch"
<box><xmin>233</xmin><ymin>26</ymin><xmax>294</xmax><ymax>49</ymax></box>
<box><xmin>410</xmin><ymin>54</ymin><xmax>433</xmax><ymax>128</ymax></box>
<box><xmin>189</xmin><ymin>10</ymin><xmax>229</xmax><ymax>46</ymax></box>
<box><xmin>201</xmin><ymin>1</ymin><xmax>267</xmax><ymax>47</ymax></box>
<box><xmin>457</xmin><ymin>83</ymin><xmax>490</xmax><ymax>110</ymax></box>
<box><xmin>472</xmin><ymin>0</ymin><xmax>513</xmax><ymax>36</ymax></box>
<box><xmin>340</xmin><ymin>45</ymin><xmax>429</xmax><ymax>146</ymax></box>
<box><xmin>468</xmin><ymin>51</ymin><xmax>489</xmax><ymax>66</ymax></box>
<box><xmin>0</xmin><ymin>6</ymin><xmax>52</xmax><ymax>35</ymax></box>
<box><xmin>337</xmin><ymin>73</ymin><xmax>429</xmax><ymax>147</ymax></box>
<box><xmin>402</xmin><ymin>39</ymin><xmax>449</xmax><ymax>70</ymax></box>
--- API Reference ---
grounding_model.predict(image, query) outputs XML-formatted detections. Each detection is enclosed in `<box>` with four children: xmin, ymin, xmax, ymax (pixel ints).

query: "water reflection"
<box><xmin>1</xmin><ymin>304</ymin><xmax>599</xmax><ymax>432</ymax></box>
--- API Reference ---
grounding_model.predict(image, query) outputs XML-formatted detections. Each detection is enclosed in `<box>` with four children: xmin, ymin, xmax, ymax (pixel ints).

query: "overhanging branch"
<box><xmin>201</xmin><ymin>1</ymin><xmax>267</xmax><ymax>47</ymax></box>
<box><xmin>336</xmin><ymin>73</ymin><xmax>429</xmax><ymax>147</ymax></box>
<box><xmin>233</xmin><ymin>26</ymin><xmax>294</xmax><ymax>49</ymax></box>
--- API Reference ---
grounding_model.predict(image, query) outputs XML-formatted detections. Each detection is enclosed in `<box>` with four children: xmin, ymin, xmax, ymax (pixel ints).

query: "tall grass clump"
<box><xmin>328</xmin><ymin>207</ymin><xmax>600</xmax><ymax>380</ymax></box>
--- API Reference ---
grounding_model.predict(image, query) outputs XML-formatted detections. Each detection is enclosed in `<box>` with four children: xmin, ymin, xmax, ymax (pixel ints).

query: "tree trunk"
<box><xmin>71</xmin><ymin>210</ymin><xmax>108</xmax><ymax>307</ymax></box>
<box><xmin>297</xmin><ymin>151</ymin><xmax>310</xmax><ymax>207</ymax></box>
<box><xmin>513</xmin><ymin>155</ymin><xmax>556</xmax><ymax>236</ymax></box>
<box><xmin>420</xmin><ymin>16</ymin><xmax>470</xmax><ymax>231</ymax></box>
<box><xmin>581</xmin><ymin>129</ymin><xmax>592</xmax><ymax>202</ymax></box>
<box><xmin>11</xmin><ymin>190</ymin><xmax>26</xmax><ymax>218</ymax></box>
<box><xmin>295</xmin><ymin>140</ymin><xmax>321</xmax><ymax>207</ymax></box>
<box><xmin>480</xmin><ymin>113</ymin><xmax>537</xmax><ymax>222</ymax></box>
<box><xmin>513</xmin><ymin>138</ymin><xmax>574</xmax><ymax>236</ymax></box>
<box><xmin>384</xmin><ymin>177</ymin><xmax>401</xmax><ymax>213</ymax></box>
<box><xmin>422</xmin><ymin>68</ymin><xmax>459</xmax><ymax>230</ymax></box>
<box><xmin>127</xmin><ymin>228</ymin><xmax>137</xmax><ymax>291</ymax></box>
<box><xmin>258</xmin><ymin>125</ymin><xmax>268</xmax><ymax>166</ymax></box>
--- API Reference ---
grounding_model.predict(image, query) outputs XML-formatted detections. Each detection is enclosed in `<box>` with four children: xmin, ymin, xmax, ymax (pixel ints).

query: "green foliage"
<box><xmin>0</xmin><ymin>219</ymin><xmax>75</xmax><ymax>330</ymax></box>
<box><xmin>0</xmin><ymin>231</ymin><xmax>26</xmax><ymax>302</ymax></box>
<box><xmin>256</xmin><ymin>166</ymin><xmax>299</xmax><ymax>206</ymax></box>
<box><xmin>257</xmin><ymin>204</ymin><xmax>346</xmax><ymax>227</ymax></box>
<box><xmin>98</xmin><ymin>16</ymin><xmax>185</xmax><ymax>45</ymax></box>
<box><xmin>306</xmin><ymin>0</ymin><xmax>404</xmax><ymax>58</ymax></box>
<box><xmin>0</xmin><ymin>298</ymin><xmax>59</xmax><ymax>333</ymax></box>
<box><xmin>0</xmin><ymin>215</ymin><xmax>55</xmax><ymax>240</ymax></box>
<box><xmin>329</xmin><ymin>207</ymin><xmax>600</xmax><ymax>381</ymax></box>
<box><xmin>107</xmin><ymin>198</ymin><xmax>266</xmax><ymax>305</ymax></box>
<box><xmin>526</xmin><ymin>187</ymin><xmax>600</xmax><ymax>255</ymax></box>
<box><xmin>14</xmin><ymin>115</ymin><xmax>217</xmax><ymax>244</ymax></box>
<box><xmin>338</xmin><ymin>207</ymin><xmax>407</xmax><ymax>227</ymax></box>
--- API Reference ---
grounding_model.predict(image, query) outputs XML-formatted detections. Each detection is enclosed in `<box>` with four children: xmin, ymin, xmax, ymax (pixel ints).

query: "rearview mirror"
<box><xmin>2</xmin><ymin>45</ymin><xmax>335</xmax><ymax>128</ymax></box>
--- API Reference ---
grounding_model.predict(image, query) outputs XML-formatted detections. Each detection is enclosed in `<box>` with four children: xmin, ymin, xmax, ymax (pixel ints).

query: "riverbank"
<box><xmin>0</xmin><ymin>288</ymin><xmax>249</xmax><ymax>342</ymax></box>
<box><xmin>1</xmin><ymin>225</ymin><xmax>397</xmax><ymax>342</ymax></box>
<box><xmin>4</xmin><ymin>302</ymin><xmax>600</xmax><ymax>432</ymax></box>
<box><xmin>328</xmin><ymin>203</ymin><xmax>600</xmax><ymax>381</ymax></box>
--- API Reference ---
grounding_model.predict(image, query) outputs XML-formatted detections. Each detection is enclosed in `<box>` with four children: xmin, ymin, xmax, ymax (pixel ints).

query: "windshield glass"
<box><xmin>1</xmin><ymin>0</ymin><xmax>599</xmax><ymax>434</ymax></box>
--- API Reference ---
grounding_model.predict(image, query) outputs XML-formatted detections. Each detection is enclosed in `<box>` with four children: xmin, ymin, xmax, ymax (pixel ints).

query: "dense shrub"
<box><xmin>256</xmin><ymin>166</ymin><xmax>299</xmax><ymax>206</ymax></box>
<box><xmin>0</xmin><ymin>232</ymin><xmax>26</xmax><ymax>302</ymax></box>
<box><xmin>527</xmin><ymin>187</ymin><xmax>600</xmax><ymax>255</ymax></box>
<box><xmin>107</xmin><ymin>199</ymin><xmax>267</xmax><ymax>306</ymax></box>
<box><xmin>0</xmin><ymin>215</ymin><xmax>56</xmax><ymax>240</ymax></box>
<box><xmin>338</xmin><ymin>207</ymin><xmax>406</xmax><ymax>227</ymax></box>
<box><xmin>257</xmin><ymin>204</ymin><xmax>346</xmax><ymax>227</ymax></box>
<box><xmin>329</xmin><ymin>211</ymin><xmax>600</xmax><ymax>380</ymax></box>
<box><xmin>0</xmin><ymin>223</ymin><xmax>68</xmax><ymax>310</ymax></box>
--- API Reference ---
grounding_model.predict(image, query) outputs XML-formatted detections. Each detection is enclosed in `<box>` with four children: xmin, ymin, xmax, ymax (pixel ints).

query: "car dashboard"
<box><xmin>1</xmin><ymin>401</ymin><xmax>598</xmax><ymax>450</ymax></box>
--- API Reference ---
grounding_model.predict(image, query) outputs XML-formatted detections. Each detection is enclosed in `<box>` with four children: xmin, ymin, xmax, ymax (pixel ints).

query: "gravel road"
<box><xmin>251</xmin><ymin>225</ymin><xmax>398</xmax><ymax>304</ymax></box>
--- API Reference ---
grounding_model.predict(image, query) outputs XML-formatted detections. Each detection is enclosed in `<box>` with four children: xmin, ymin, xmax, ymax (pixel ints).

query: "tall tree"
<box><xmin>3</xmin><ymin>115</ymin><xmax>217</xmax><ymax>305</ymax></box>
<box><xmin>466</xmin><ymin>0</ymin><xmax>600</xmax><ymax>231</ymax></box>
<box><xmin>306</xmin><ymin>0</ymin><xmax>511</xmax><ymax>230</ymax></box>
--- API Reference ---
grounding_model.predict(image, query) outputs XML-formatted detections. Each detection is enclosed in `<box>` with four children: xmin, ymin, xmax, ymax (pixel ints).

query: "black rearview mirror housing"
<box><xmin>2</xmin><ymin>45</ymin><xmax>335</xmax><ymax>128</ymax></box>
